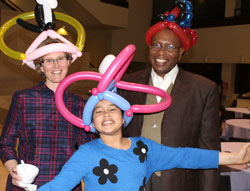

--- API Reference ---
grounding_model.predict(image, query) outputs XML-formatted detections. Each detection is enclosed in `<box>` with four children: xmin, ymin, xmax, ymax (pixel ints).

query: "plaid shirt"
<box><xmin>0</xmin><ymin>82</ymin><xmax>94</xmax><ymax>191</ymax></box>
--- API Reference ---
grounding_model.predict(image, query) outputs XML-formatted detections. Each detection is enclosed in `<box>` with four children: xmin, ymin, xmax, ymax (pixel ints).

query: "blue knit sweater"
<box><xmin>38</xmin><ymin>137</ymin><xmax>218</xmax><ymax>191</ymax></box>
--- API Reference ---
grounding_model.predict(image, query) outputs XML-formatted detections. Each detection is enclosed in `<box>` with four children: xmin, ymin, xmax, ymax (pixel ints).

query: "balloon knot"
<box><xmin>84</xmin><ymin>125</ymin><xmax>91</xmax><ymax>132</ymax></box>
<box><xmin>91</xmin><ymin>88</ymin><xmax>98</xmax><ymax>96</ymax></box>
<box><xmin>77</xmin><ymin>51</ymin><xmax>82</xmax><ymax>57</ymax></box>
<box><xmin>125</xmin><ymin>110</ymin><xmax>133</xmax><ymax>117</ymax></box>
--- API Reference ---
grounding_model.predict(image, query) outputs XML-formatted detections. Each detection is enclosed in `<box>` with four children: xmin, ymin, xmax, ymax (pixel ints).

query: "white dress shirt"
<box><xmin>151</xmin><ymin>65</ymin><xmax>179</xmax><ymax>103</ymax></box>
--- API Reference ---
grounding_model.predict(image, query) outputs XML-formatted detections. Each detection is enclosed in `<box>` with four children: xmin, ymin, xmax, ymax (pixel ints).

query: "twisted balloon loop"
<box><xmin>55</xmin><ymin>44</ymin><xmax>172</xmax><ymax>133</ymax></box>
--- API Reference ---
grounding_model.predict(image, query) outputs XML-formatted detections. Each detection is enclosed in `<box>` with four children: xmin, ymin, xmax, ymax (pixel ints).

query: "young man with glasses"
<box><xmin>0</xmin><ymin>37</ymin><xmax>94</xmax><ymax>191</ymax></box>
<box><xmin>119</xmin><ymin>11</ymin><xmax>221</xmax><ymax>191</ymax></box>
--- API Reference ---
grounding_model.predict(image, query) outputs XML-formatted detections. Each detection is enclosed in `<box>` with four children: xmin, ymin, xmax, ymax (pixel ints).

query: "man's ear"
<box><xmin>178</xmin><ymin>47</ymin><xmax>185</xmax><ymax>61</ymax></box>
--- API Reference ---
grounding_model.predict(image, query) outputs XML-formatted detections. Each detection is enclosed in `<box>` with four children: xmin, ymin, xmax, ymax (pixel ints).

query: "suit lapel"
<box><xmin>138</xmin><ymin>68</ymin><xmax>151</xmax><ymax>104</ymax></box>
<box><xmin>164</xmin><ymin>68</ymin><xmax>188</xmax><ymax>115</ymax></box>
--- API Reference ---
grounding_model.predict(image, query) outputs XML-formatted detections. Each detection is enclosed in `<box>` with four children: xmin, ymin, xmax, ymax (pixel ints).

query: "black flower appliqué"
<box><xmin>139</xmin><ymin>177</ymin><xmax>146</xmax><ymax>191</ymax></box>
<box><xmin>133</xmin><ymin>140</ymin><xmax>148</xmax><ymax>162</ymax></box>
<box><xmin>93</xmin><ymin>158</ymin><xmax>118</xmax><ymax>185</ymax></box>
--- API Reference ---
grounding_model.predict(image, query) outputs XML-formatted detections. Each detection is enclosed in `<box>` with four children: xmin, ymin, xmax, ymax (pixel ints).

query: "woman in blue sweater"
<box><xmin>37</xmin><ymin>98</ymin><xmax>250</xmax><ymax>191</ymax></box>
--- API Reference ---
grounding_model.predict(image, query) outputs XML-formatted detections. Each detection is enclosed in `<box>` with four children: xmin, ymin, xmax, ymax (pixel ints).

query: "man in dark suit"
<box><xmin>118</xmin><ymin>2</ymin><xmax>221</xmax><ymax>191</ymax></box>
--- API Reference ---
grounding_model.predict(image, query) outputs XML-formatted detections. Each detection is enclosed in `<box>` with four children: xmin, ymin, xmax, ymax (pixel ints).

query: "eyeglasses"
<box><xmin>42</xmin><ymin>56</ymin><xmax>69</xmax><ymax>65</ymax></box>
<box><xmin>149</xmin><ymin>43</ymin><xmax>180</xmax><ymax>53</ymax></box>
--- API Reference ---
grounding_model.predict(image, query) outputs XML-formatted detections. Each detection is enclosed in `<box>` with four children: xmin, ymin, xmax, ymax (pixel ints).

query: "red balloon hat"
<box><xmin>145</xmin><ymin>0</ymin><xmax>197</xmax><ymax>51</ymax></box>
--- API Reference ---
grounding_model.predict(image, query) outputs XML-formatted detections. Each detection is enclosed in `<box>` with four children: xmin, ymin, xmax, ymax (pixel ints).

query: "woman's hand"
<box><xmin>10</xmin><ymin>166</ymin><xmax>24</xmax><ymax>187</ymax></box>
<box><xmin>4</xmin><ymin>160</ymin><xmax>24</xmax><ymax>188</ymax></box>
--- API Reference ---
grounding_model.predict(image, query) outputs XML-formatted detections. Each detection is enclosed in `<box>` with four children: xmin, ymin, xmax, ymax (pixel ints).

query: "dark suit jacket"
<box><xmin>119</xmin><ymin>67</ymin><xmax>221</xmax><ymax>191</ymax></box>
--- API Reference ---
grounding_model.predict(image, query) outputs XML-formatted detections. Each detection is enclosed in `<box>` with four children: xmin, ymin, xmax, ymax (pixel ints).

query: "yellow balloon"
<box><xmin>0</xmin><ymin>11</ymin><xmax>85</xmax><ymax>61</ymax></box>
<box><xmin>55</xmin><ymin>12</ymin><xmax>85</xmax><ymax>52</ymax></box>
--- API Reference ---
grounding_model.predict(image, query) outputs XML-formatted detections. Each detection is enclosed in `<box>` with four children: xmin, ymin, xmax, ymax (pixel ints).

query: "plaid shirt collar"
<box><xmin>32</xmin><ymin>81</ymin><xmax>69</xmax><ymax>97</ymax></box>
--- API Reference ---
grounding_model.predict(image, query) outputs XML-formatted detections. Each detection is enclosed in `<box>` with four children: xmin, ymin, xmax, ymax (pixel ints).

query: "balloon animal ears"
<box><xmin>55</xmin><ymin>44</ymin><xmax>172</xmax><ymax>133</ymax></box>
<box><xmin>22</xmin><ymin>30</ymin><xmax>82</xmax><ymax>70</ymax></box>
<box><xmin>145</xmin><ymin>0</ymin><xmax>197</xmax><ymax>51</ymax></box>
<box><xmin>17</xmin><ymin>1</ymin><xmax>58</xmax><ymax>33</ymax></box>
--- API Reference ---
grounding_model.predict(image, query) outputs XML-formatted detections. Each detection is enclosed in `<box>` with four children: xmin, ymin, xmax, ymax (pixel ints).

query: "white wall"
<box><xmin>181</xmin><ymin>24</ymin><xmax>250</xmax><ymax>64</ymax></box>
<box><xmin>111</xmin><ymin>0</ymin><xmax>153</xmax><ymax>63</ymax></box>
